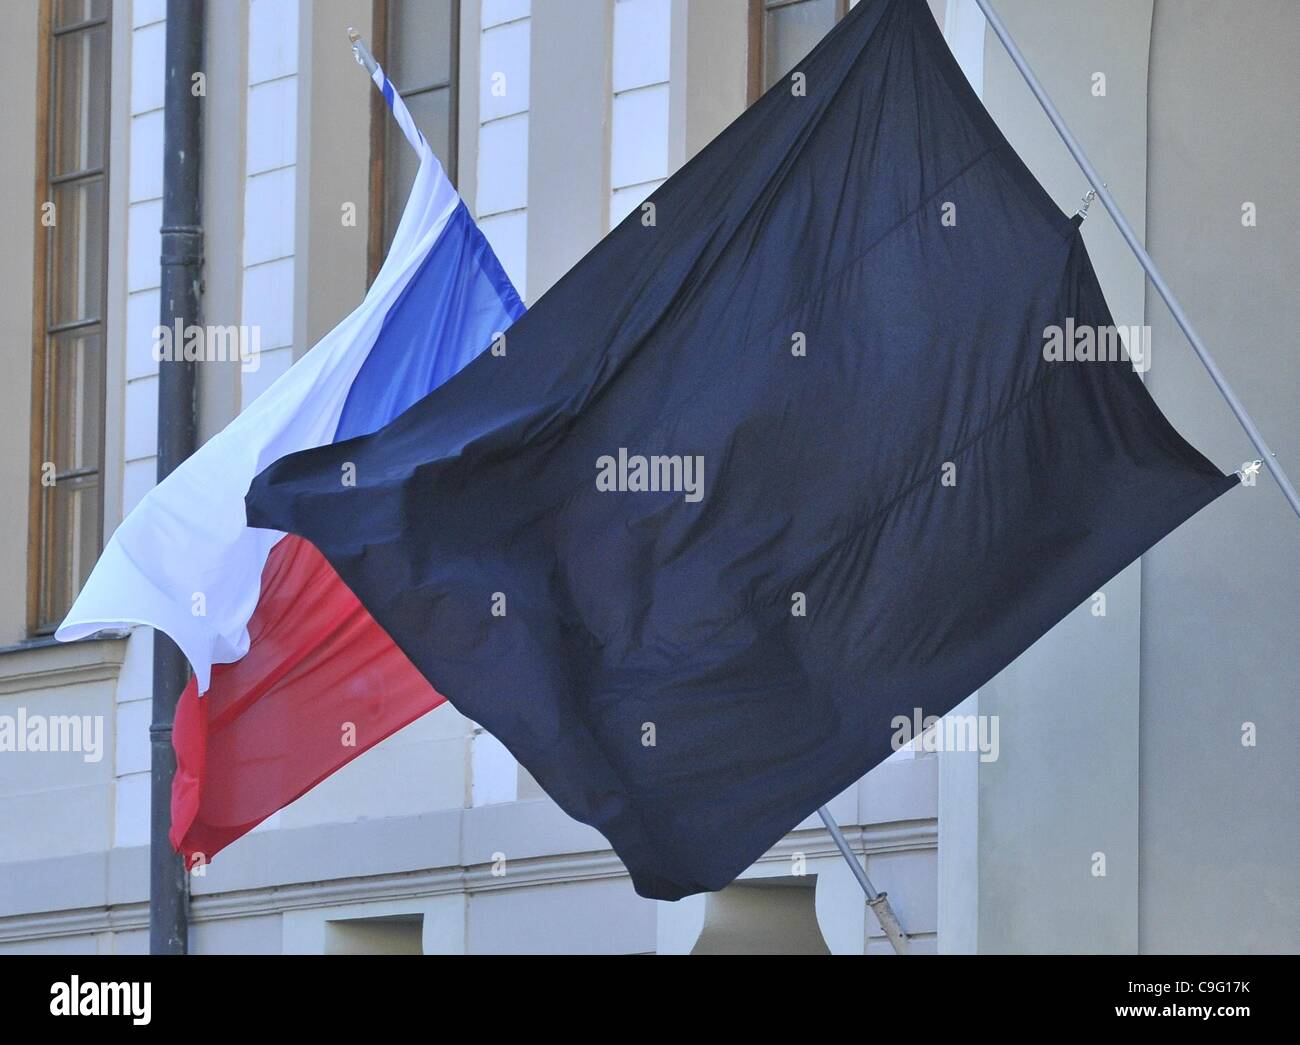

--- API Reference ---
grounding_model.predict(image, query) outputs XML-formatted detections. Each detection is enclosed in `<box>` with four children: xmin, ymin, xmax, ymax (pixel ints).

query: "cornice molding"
<box><xmin>0</xmin><ymin>632</ymin><xmax>130</xmax><ymax>695</ymax></box>
<box><xmin>0</xmin><ymin>817</ymin><xmax>936</xmax><ymax>944</ymax></box>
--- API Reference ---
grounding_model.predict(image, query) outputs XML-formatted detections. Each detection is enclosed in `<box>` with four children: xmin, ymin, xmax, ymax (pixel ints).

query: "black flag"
<box><xmin>247</xmin><ymin>0</ymin><xmax>1236</xmax><ymax>899</ymax></box>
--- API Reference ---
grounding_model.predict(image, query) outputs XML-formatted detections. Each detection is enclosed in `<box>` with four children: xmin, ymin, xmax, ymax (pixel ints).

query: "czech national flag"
<box><xmin>56</xmin><ymin>62</ymin><xmax>524</xmax><ymax>866</ymax></box>
<box><xmin>244</xmin><ymin>0</ymin><xmax>1237</xmax><ymax>900</ymax></box>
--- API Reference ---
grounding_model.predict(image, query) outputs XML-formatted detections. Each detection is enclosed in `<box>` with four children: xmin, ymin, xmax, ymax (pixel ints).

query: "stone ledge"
<box><xmin>0</xmin><ymin>631</ymin><xmax>130</xmax><ymax>696</ymax></box>
<box><xmin>0</xmin><ymin>794</ymin><xmax>937</xmax><ymax>937</ymax></box>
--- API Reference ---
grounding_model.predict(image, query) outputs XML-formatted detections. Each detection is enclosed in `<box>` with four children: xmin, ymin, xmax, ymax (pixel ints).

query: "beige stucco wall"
<box><xmin>1138</xmin><ymin>0</ymin><xmax>1300</xmax><ymax>953</ymax></box>
<box><xmin>296</xmin><ymin>0</ymin><xmax>373</xmax><ymax>354</ymax></box>
<box><xmin>953</xmin><ymin>0</ymin><xmax>1298</xmax><ymax>954</ymax></box>
<box><xmin>974</xmin><ymin>0</ymin><xmax>1153</xmax><ymax>955</ymax></box>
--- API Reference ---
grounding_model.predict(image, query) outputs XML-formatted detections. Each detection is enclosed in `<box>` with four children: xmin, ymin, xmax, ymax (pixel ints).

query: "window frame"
<box><xmin>747</xmin><ymin>0</ymin><xmax>850</xmax><ymax>105</ymax></box>
<box><xmin>366</xmin><ymin>0</ymin><xmax>461</xmax><ymax>284</ymax></box>
<box><xmin>27</xmin><ymin>0</ymin><xmax>113</xmax><ymax>635</ymax></box>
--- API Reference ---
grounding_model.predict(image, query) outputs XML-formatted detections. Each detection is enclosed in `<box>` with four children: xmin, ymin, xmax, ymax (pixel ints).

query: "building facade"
<box><xmin>0</xmin><ymin>0</ymin><xmax>1295</xmax><ymax>954</ymax></box>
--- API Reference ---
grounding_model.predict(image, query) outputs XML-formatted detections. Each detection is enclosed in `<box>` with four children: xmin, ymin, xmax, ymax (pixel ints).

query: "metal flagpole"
<box><xmin>972</xmin><ymin>0</ymin><xmax>1300</xmax><ymax>522</ymax></box>
<box><xmin>818</xmin><ymin>806</ymin><xmax>910</xmax><ymax>953</ymax></box>
<box><xmin>348</xmin><ymin>26</ymin><xmax>379</xmax><ymax>76</ymax></box>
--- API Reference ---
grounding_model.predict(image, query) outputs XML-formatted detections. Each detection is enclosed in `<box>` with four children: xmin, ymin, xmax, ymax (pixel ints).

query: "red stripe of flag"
<box><xmin>170</xmin><ymin>534</ymin><xmax>445</xmax><ymax>866</ymax></box>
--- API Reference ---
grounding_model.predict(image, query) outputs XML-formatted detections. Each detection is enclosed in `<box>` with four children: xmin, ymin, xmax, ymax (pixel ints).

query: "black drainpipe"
<box><xmin>151</xmin><ymin>0</ymin><xmax>205</xmax><ymax>955</ymax></box>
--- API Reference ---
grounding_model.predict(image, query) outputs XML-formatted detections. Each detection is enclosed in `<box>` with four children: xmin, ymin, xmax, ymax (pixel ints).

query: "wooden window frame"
<box><xmin>748</xmin><ymin>0</ymin><xmax>850</xmax><ymax>105</ymax></box>
<box><xmin>27</xmin><ymin>0</ymin><xmax>113</xmax><ymax>635</ymax></box>
<box><xmin>366</xmin><ymin>0</ymin><xmax>461</xmax><ymax>284</ymax></box>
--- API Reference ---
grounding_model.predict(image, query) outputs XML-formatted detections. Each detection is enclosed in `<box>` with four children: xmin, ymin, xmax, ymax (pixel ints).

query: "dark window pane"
<box><xmin>765</xmin><ymin>0</ymin><xmax>837</xmax><ymax>89</ymax></box>
<box><xmin>48</xmin><ymin>327</ymin><xmax>104</xmax><ymax>475</ymax></box>
<box><xmin>390</xmin><ymin>0</ymin><xmax>452</xmax><ymax>91</ymax></box>
<box><xmin>408</xmin><ymin>85</ymin><xmax>453</xmax><ymax>170</ymax></box>
<box><xmin>40</xmin><ymin>473</ymin><xmax>101</xmax><ymax>630</ymax></box>
<box><xmin>52</xmin><ymin>24</ymin><xmax>110</xmax><ymax>175</ymax></box>
<box><xmin>55</xmin><ymin>0</ymin><xmax>108</xmax><ymax>28</ymax></box>
<box><xmin>384</xmin><ymin>86</ymin><xmax>451</xmax><ymax>250</ymax></box>
<box><xmin>50</xmin><ymin>177</ymin><xmax>107</xmax><ymax>327</ymax></box>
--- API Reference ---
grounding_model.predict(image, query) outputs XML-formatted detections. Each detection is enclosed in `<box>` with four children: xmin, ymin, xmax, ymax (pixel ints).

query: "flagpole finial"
<box><xmin>347</xmin><ymin>26</ymin><xmax>379</xmax><ymax>76</ymax></box>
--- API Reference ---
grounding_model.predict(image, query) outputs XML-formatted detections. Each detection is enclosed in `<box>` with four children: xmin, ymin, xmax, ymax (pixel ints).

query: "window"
<box><xmin>29</xmin><ymin>0</ymin><xmax>111</xmax><ymax>634</ymax></box>
<box><xmin>324</xmin><ymin>914</ymin><xmax>424</xmax><ymax>955</ymax></box>
<box><xmin>749</xmin><ymin>0</ymin><xmax>849</xmax><ymax>102</ymax></box>
<box><xmin>367</xmin><ymin>0</ymin><xmax>459</xmax><ymax>280</ymax></box>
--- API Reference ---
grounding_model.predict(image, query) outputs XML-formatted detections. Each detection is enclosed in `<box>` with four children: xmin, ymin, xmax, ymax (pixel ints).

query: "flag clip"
<box><xmin>1237</xmin><ymin>460</ymin><xmax>1263</xmax><ymax>483</ymax></box>
<box><xmin>1074</xmin><ymin>188</ymin><xmax>1098</xmax><ymax>223</ymax></box>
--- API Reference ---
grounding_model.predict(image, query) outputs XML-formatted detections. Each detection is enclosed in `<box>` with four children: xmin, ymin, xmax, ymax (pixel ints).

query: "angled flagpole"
<box><xmin>818</xmin><ymin>806</ymin><xmax>910</xmax><ymax>953</ymax></box>
<box><xmin>348</xmin><ymin>27</ymin><xmax>426</xmax><ymax>154</ymax></box>
<box><xmin>972</xmin><ymin>0</ymin><xmax>1300</xmax><ymax>522</ymax></box>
